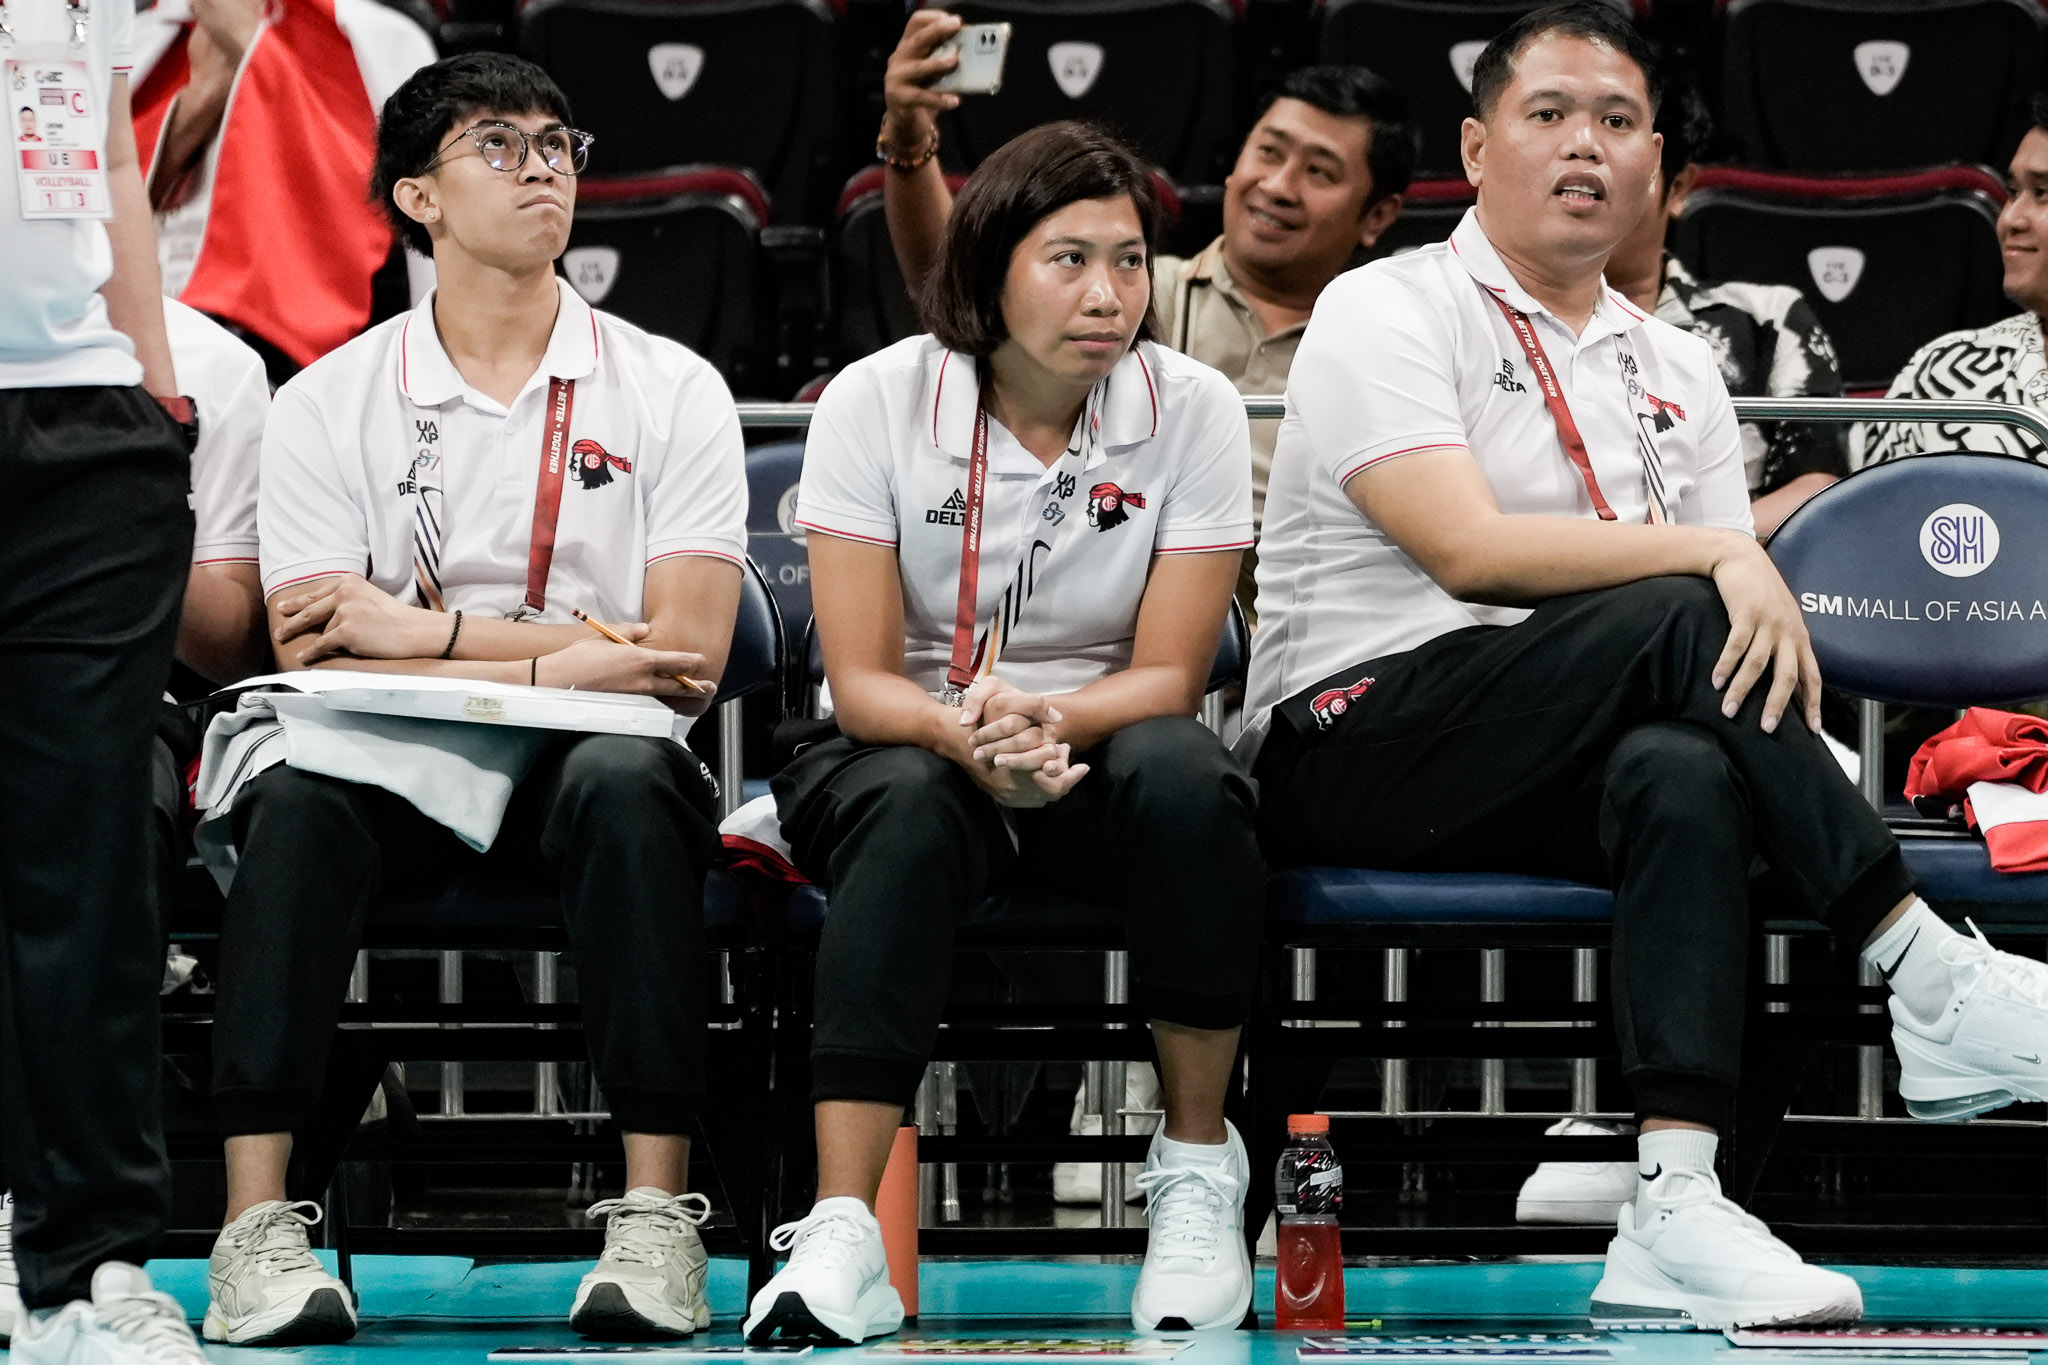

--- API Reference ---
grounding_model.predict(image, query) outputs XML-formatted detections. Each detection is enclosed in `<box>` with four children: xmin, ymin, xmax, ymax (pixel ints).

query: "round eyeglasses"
<box><xmin>427</xmin><ymin>120</ymin><xmax>594</xmax><ymax>176</ymax></box>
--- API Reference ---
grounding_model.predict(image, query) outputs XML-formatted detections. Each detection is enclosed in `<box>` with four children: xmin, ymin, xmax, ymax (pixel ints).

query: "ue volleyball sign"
<box><xmin>1768</xmin><ymin>454</ymin><xmax>2048</xmax><ymax>706</ymax></box>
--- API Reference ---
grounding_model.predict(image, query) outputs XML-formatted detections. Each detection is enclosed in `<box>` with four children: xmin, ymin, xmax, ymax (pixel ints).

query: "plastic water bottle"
<box><xmin>1275</xmin><ymin>1113</ymin><xmax>1345</xmax><ymax>1330</ymax></box>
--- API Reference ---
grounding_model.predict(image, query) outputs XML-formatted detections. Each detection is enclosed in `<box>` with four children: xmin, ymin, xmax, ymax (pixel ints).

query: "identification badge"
<box><xmin>9</xmin><ymin>57</ymin><xmax>110</xmax><ymax>219</ymax></box>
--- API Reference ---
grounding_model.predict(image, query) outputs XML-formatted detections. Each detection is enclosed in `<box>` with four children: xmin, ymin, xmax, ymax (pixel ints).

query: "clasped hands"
<box><xmin>947</xmin><ymin>675</ymin><xmax>1088</xmax><ymax>808</ymax></box>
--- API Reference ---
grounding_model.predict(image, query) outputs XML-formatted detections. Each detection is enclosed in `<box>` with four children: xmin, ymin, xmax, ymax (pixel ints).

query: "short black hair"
<box><xmin>1655</xmin><ymin>62</ymin><xmax>1712</xmax><ymax>189</ymax></box>
<box><xmin>1469</xmin><ymin>1</ymin><xmax>1660</xmax><ymax>124</ymax></box>
<box><xmin>2031</xmin><ymin>91</ymin><xmax>2048</xmax><ymax>135</ymax></box>
<box><xmin>921</xmin><ymin>120</ymin><xmax>1161</xmax><ymax>357</ymax></box>
<box><xmin>371</xmin><ymin>52</ymin><xmax>575</xmax><ymax>257</ymax></box>
<box><xmin>1256</xmin><ymin>65</ymin><xmax>1418</xmax><ymax>205</ymax></box>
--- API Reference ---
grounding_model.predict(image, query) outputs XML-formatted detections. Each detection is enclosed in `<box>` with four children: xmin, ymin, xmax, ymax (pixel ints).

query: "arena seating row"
<box><xmin>379</xmin><ymin>0</ymin><xmax>2048</xmax><ymax>220</ymax></box>
<box><xmin>160</xmin><ymin>441</ymin><xmax>2048</xmax><ymax>1277</ymax></box>
<box><xmin>562</xmin><ymin>160</ymin><xmax>2008</xmax><ymax>397</ymax></box>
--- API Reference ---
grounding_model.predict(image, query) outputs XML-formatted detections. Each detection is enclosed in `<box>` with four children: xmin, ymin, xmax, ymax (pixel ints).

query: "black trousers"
<box><xmin>1255</xmin><ymin>577</ymin><xmax>1916</xmax><ymax>1129</ymax></box>
<box><xmin>210</xmin><ymin>734</ymin><xmax>721</xmax><ymax>1137</ymax></box>
<box><xmin>775</xmin><ymin>714</ymin><xmax>1265</xmax><ymax>1109</ymax></box>
<box><xmin>0</xmin><ymin>387</ymin><xmax>191</xmax><ymax>1309</ymax></box>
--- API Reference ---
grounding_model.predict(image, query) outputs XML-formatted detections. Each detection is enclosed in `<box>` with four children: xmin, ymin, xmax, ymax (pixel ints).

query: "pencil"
<box><xmin>570</xmin><ymin>608</ymin><xmax>708</xmax><ymax>693</ymax></box>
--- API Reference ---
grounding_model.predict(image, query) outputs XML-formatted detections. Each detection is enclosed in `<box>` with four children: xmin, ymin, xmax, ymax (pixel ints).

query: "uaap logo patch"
<box><xmin>1085</xmin><ymin>482</ymin><xmax>1145</xmax><ymax>532</ymax></box>
<box><xmin>572</xmin><ymin>438</ymin><xmax>633</xmax><ymax>489</ymax></box>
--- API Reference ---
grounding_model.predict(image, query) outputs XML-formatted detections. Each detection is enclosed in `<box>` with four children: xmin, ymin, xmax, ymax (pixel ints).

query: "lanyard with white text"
<box><xmin>518</xmin><ymin>376</ymin><xmax>577</xmax><ymax>619</ymax></box>
<box><xmin>943</xmin><ymin>379</ymin><xmax>996</xmax><ymax>704</ymax></box>
<box><xmin>1481</xmin><ymin>285</ymin><xmax>1667</xmax><ymax>525</ymax></box>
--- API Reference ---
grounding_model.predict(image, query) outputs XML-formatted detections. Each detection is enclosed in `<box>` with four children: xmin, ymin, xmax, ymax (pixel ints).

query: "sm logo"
<box><xmin>1919</xmin><ymin>503</ymin><xmax>2000</xmax><ymax>579</ymax></box>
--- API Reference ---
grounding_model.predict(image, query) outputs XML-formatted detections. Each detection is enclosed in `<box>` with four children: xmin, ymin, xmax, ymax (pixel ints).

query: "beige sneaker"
<box><xmin>571</xmin><ymin>1188</ymin><xmax>713</xmax><ymax>1338</ymax></box>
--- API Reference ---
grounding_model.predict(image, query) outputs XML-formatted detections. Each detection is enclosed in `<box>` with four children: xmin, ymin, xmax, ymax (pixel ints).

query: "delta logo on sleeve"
<box><xmin>1085</xmin><ymin>482</ymin><xmax>1145</xmax><ymax>532</ymax></box>
<box><xmin>572</xmin><ymin>438</ymin><xmax>633</xmax><ymax>490</ymax></box>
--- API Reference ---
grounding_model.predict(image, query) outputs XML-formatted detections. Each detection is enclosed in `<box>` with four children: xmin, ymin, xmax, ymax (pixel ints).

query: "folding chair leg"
<box><xmin>289</xmin><ymin>1050</ymin><xmax>387</xmax><ymax>1207</ymax></box>
<box><xmin>323</xmin><ymin>1173</ymin><xmax>354</xmax><ymax>1295</ymax></box>
<box><xmin>1727</xmin><ymin>1025</ymin><xmax>1812</xmax><ymax>1204</ymax></box>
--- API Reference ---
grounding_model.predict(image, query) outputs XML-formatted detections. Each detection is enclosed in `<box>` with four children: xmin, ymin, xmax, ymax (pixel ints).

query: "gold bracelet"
<box><xmin>877</xmin><ymin>123</ymin><xmax>940</xmax><ymax>172</ymax></box>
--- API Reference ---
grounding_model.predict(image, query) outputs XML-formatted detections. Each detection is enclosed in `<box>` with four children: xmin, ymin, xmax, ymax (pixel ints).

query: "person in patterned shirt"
<box><xmin>1859</xmin><ymin>95</ymin><xmax>2048</xmax><ymax>467</ymax></box>
<box><xmin>1602</xmin><ymin>70</ymin><xmax>1849</xmax><ymax>536</ymax></box>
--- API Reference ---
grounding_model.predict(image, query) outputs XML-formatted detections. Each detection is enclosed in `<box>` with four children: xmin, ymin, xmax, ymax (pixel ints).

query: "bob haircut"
<box><xmin>920</xmin><ymin>120</ymin><xmax>1162</xmax><ymax>356</ymax></box>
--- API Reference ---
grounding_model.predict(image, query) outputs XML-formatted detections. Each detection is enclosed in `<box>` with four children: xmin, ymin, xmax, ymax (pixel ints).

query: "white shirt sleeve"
<box><xmin>645</xmin><ymin>359</ymin><xmax>748</xmax><ymax>570</ymax></box>
<box><xmin>1678</xmin><ymin>364</ymin><xmax>1758</xmax><ymax>535</ymax></box>
<box><xmin>795</xmin><ymin>369</ymin><xmax>901</xmax><ymax>547</ymax></box>
<box><xmin>107</xmin><ymin>0</ymin><xmax>136</xmax><ymax>71</ymax></box>
<box><xmin>190</xmin><ymin>344</ymin><xmax>267</xmax><ymax>565</ymax></box>
<box><xmin>1292</xmin><ymin>268</ymin><xmax>1470</xmax><ymax>490</ymax></box>
<box><xmin>258</xmin><ymin>383</ymin><xmax>373</xmax><ymax>598</ymax></box>
<box><xmin>1154</xmin><ymin>366</ymin><xmax>1254</xmax><ymax>554</ymax></box>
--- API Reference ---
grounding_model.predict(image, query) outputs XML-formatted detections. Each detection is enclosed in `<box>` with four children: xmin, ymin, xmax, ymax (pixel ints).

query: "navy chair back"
<box><xmin>1766</xmin><ymin>452</ymin><xmax>2048</xmax><ymax>707</ymax></box>
<box><xmin>804</xmin><ymin>597</ymin><xmax>1250</xmax><ymax>696</ymax></box>
<box><xmin>721</xmin><ymin>554</ymin><xmax>786</xmax><ymax>705</ymax></box>
<box><xmin>745</xmin><ymin>442</ymin><xmax>811</xmax><ymax>643</ymax></box>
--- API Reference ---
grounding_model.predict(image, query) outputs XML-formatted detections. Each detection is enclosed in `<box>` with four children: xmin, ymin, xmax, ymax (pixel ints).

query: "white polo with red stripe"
<box><xmin>797</xmin><ymin>334</ymin><xmax>1253</xmax><ymax>698</ymax></box>
<box><xmin>1242</xmin><ymin>208</ymin><xmax>1753</xmax><ymax>756</ymax></box>
<box><xmin>259</xmin><ymin>277</ymin><xmax>745</xmax><ymax>623</ymax></box>
<box><xmin>166</xmin><ymin>298</ymin><xmax>267</xmax><ymax>571</ymax></box>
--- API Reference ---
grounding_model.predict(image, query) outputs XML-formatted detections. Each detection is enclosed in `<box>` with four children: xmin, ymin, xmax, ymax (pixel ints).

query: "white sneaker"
<box><xmin>1590</xmin><ymin>1170</ymin><xmax>1863</xmax><ymax>1330</ymax></box>
<box><xmin>202</xmin><ymin>1200</ymin><xmax>357</xmax><ymax>1344</ymax></box>
<box><xmin>1130</xmin><ymin>1121</ymin><xmax>1252</xmax><ymax>1332</ymax></box>
<box><xmin>743</xmin><ymin>1197</ymin><xmax>903</xmax><ymax>1345</ymax></box>
<box><xmin>1891</xmin><ymin>921</ymin><xmax>2048</xmax><ymax>1122</ymax></box>
<box><xmin>1053</xmin><ymin>1066</ymin><xmax>1158</xmax><ymax>1206</ymax></box>
<box><xmin>1</xmin><ymin>1190</ymin><xmax>19</xmax><ymax>1343</ymax></box>
<box><xmin>1516</xmin><ymin>1119</ymin><xmax>1639</xmax><ymax>1224</ymax></box>
<box><xmin>571</xmin><ymin>1188</ymin><xmax>713</xmax><ymax>1339</ymax></box>
<box><xmin>10</xmin><ymin>1262</ymin><xmax>207</xmax><ymax>1365</ymax></box>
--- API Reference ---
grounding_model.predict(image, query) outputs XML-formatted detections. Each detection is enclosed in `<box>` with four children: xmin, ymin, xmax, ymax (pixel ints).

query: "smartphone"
<box><xmin>932</xmin><ymin>21</ymin><xmax>1012</xmax><ymax>96</ymax></box>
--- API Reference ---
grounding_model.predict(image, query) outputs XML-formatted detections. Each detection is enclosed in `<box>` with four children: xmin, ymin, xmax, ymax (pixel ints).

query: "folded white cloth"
<box><xmin>194</xmin><ymin>678</ymin><xmax>570</xmax><ymax>887</ymax></box>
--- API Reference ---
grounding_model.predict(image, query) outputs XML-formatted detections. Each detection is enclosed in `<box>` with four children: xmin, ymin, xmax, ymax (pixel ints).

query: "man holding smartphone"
<box><xmin>876</xmin><ymin>9</ymin><xmax>1416</xmax><ymax>622</ymax></box>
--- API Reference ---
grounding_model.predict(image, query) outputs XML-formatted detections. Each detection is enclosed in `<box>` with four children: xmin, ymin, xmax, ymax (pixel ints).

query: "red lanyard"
<box><xmin>945</xmin><ymin>380</ymin><xmax>995</xmax><ymax>698</ymax></box>
<box><xmin>1481</xmin><ymin>287</ymin><xmax>1620</xmax><ymax>522</ymax></box>
<box><xmin>523</xmin><ymin>376</ymin><xmax>577</xmax><ymax>617</ymax></box>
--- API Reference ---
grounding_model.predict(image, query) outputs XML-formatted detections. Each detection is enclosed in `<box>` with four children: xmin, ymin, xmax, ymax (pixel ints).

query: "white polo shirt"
<box><xmin>1243</xmin><ymin>209</ymin><xmax>1753</xmax><ymax>753</ymax></box>
<box><xmin>165</xmin><ymin>298</ymin><xmax>266</xmax><ymax>568</ymax></box>
<box><xmin>0</xmin><ymin>0</ymin><xmax>141</xmax><ymax>388</ymax></box>
<box><xmin>260</xmin><ymin>278</ymin><xmax>746</xmax><ymax>624</ymax></box>
<box><xmin>797</xmin><ymin>335</ymin><xmax>1253</xmax><ymax>698</ymax></box>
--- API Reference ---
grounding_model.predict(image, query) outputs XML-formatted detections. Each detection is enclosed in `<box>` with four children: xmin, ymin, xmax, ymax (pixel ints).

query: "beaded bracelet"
<box><xmin>877</xmin><ymin>123</ymin><xmax>940</xmax><ymax>172</ymax></box>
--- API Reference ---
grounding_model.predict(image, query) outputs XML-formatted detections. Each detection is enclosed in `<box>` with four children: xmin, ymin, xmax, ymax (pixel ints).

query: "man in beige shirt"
<box><xmin>877</xmin><ymin>10</ymin><xmax>1416</xmax><ymax>616</ymax></box>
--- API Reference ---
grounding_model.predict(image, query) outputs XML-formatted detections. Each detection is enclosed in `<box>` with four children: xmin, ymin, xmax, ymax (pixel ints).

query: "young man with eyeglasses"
<box><xmin>196</xmin><ymin>53</ymin><xmax>747</xmax><ymax>1345</ymax></box>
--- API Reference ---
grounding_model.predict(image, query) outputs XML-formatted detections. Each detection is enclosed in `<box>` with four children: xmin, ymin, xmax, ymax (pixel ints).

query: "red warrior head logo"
<box><xmin>1085</xmin><ymin>482</ymin><xmax>1146</xmax><ymax>532</ymax></box>
<box><xmin>572</xmin><ymin>438</ymin><xmax>633</xmax><ymax>490</ymax></box>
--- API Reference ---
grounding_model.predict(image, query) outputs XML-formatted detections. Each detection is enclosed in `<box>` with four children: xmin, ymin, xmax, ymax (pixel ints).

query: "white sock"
<box><xmin>1635</xmin><ymin>1127</ymin><xmax>1718</xmax><ymax>1218</ymax></box>
<box><xmin>1152</xmin><ymin>1131</ymin><xmax>1232</xmax><ymax>1165</ymax></box>
<box><xmin>1860</xmin><ymin>898</ymin><xmax>1963</xmax><ymax>1025</ymax></box>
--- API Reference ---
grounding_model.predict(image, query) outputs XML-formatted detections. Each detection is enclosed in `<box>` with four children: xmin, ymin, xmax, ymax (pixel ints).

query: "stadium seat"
<box><xmin>831</xmin><ymin>167</ymin><xmax>962</xmax><ymax>365</ymax></box>
<box><xmin>1370</xmin><ymin>175</ymin><xmax>1473</xmax><ymax>258</ymax></box>
<box><xmin>1669</xmin><ymin>165</ymin><xmax>2007</xmax><ymax>392</ymax></box>
<box><xmin>1717</xmin><ymin>0</ymin><xmax>2045</xmax><ymax>174</ymax></box>
<box><xmin>924</xmin><ymin>0</ymin><xmax>1245</xmax><ymax>187</ymax></box>
<box><xmin>563</xmin><ymin>168</ymin><xmax>767</xmax><ymax>394</ymax></box>
<box><xmin>1315</xmin><ymin>0</ymin><xmax>1640</xmax><ymax>178</ymax></box>
<box><xmin>1770</xmin><ymin>452</ymin><xmax>2048</xmax><ymax>922</ymax></box>
<box><xmin>517</xmin><ymin>0</ymin><xmax>838</xmax><ymax>222</ymax></box>
<box><xmin>745</xmin><ymin>442</ymin><xmax>812</xmax><ymax>697</ymax></box>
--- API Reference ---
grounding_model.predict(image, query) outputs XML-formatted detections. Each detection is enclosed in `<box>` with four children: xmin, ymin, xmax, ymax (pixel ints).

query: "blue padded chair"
<box><xmin>746</xmin><ymin>441</ymin><xmax>811</xmax><ymax>707</ymax></box>
<box><xmin>1767</xmin><ymin>450</ymin><xmax>2048</xmax><ymax>934</ymax></box>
